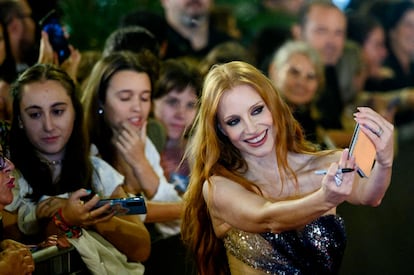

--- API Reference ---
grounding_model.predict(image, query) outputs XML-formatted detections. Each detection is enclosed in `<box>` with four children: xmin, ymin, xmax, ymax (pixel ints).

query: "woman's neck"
<box><xmin>37</xmin><ymin>151</ymin><xmax>65</xmax><ymax>165</ymax></box>
<box><xmin>36</xmin><ymin>151</ymin><xmax>65</xmax><ymax>183</ymax></box>
<box><xmin>243</xmin><ymin>148</ymin><xmax>278</xmax><ymax>173</ymax></box>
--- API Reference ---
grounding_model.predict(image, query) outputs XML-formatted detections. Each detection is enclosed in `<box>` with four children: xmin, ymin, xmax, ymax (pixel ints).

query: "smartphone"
<box><xmin>349</xmin><ymin>123</ymin><xmax>376</xmax><ymax>178</ymax></box>
<box><xmin>39</xmin><ymin>10</ymin><xmax>70</xmax><ymax>64</ymax></box>
<box><xmin>93</xmin><ymin>196</ymin><xmax>147</xmax><ymax>215</ymax></box>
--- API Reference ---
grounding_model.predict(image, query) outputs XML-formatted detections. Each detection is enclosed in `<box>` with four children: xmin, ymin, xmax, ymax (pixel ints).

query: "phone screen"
<box><xmin>40</xmin><ymin>11</ymin><xmax>70</xmax><ymax>64</ymax></box>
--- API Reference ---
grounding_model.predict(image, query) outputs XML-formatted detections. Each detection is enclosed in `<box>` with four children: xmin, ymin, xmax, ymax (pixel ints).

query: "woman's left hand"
<box><xmin>353</xmin><ymin>107</ymin><xmax>394</xmax><ymax>168</ymax></box>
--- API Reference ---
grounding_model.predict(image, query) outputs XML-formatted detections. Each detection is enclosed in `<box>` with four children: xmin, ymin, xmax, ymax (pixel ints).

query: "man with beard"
<box><xmin>0</xmin><ymin>0</ymin><xmax>37</xmax><ymax>73</ymax></box>
<box><xmin>160</xmin><ymin>0</ymin><xmax>235</xmax><ymax>60</ymax></box>
<box><xmin>293</xmin><ymin>1</ymin><xmax>352</xmax><ymax>148</ymax></box>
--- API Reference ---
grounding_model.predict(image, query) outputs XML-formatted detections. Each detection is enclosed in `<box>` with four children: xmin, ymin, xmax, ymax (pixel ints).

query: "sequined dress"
<box><xmin>223</xmin><ymin>215</ymin><xmax>346</xmax><ymax>275</ymax></box>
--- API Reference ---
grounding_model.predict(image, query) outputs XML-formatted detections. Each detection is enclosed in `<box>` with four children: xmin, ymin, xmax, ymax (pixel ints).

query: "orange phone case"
<box><xmin>349</xmin><ymin>124</ymin><xmax>376</xmax><ymax>177</ymax></box>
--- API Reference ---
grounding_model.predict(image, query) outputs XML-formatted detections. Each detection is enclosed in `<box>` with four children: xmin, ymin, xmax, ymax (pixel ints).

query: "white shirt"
<box><xmin>142</xmin><ymin>137</ymin><xmax>182</xmax><ymax>237</ymax></box>
<box><xmin>91</xmin><ymin>138</ymin><xmax>182</xmax><ymax>238</ymax></box>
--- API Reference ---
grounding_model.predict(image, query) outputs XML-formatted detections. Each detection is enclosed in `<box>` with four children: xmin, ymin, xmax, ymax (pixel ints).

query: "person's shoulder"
<box><xmin>207</xmin><ymin>175</ymin><xmax>243</xmax><ymax>190</ymax></box>
<box><xmin>90</xmin><ymin>155</ymin><xmax>120</xmax><ymax>176</ymax></box>
<box><xmin>145</xmin><ymin>136</ymin><xmax>160</xmax><ymax>155</ymax></box>
<box><xmin>209</xmin><ymin>175</ymin><xmax>229</xmax><ymax>184</ymax></box>
<box><xmin>202</xmin><ymin>176</ymin><xmax>227</xmax><ymax>201</ymax></box>
<box><xmin>90</xmin><ymin>155</ymin><xmax>107</xmax><ymax>166</ymax></box>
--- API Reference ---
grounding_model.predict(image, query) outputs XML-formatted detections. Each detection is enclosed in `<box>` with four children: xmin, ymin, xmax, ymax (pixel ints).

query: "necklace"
<box><xmin>46</xmin><ymin>159</ymin><xmax>62</xmax><ymax>166</ymax></box>
<box><xmin>40</xmin><ymin>158</ymin><xmax>63</xmax><ymax>183</ymax></box>
<box><xmin>37</xmin><ymin>153</ymin><xmax>63</xmax><ymax>167</ymax></box>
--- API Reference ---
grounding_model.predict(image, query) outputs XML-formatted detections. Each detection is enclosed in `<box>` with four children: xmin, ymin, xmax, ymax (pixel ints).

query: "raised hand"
<box><xmin>320</xmin><ymin>149</ymin><xmax>356</xmax><ymax>206</ymax></box>
<box><xmin>353</xmin><ymin>107</ymin><xmax>394</xmax><ymax>168</ymax></box>
<box><xmin>113</xmin><ymin>121</ymin><xmax>147</xmax><ymax>167</ymax></box>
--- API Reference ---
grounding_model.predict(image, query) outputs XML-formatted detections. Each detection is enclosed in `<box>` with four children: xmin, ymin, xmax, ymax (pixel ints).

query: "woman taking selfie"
<box><xmin>182</xmin><ymin>61</ymin><xmax>394</xmax><ymax>275</ymax></box>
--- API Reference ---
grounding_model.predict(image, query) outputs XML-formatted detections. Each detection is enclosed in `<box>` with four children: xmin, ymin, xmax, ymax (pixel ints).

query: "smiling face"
<box><xmin>273</xmin><ymin>53</ymin><xmax>319</xmax><ymax>106</ymax></box>
<box><xmin>153</xmin><ymin>87</ymin><xmax>198</xmax><ymax>140</ymax></box>
<box><xmin>19</xmin><ymin>80</ymin><xmax>75</xmax><ymax>161</ymax></box>
<box><xmin>217</xmin><ymin>84</ymin><xmax>275</xmax><ymax>158</ymax></box>
<box><xmin>103</xmin><ymin>70</ymin><xmax>152</xmax><ymax>131</ymax></box>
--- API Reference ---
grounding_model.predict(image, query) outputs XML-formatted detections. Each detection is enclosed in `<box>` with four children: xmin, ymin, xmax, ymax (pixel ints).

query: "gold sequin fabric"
<box><xmin>223</xmin><ymin>215</ymin><xmax>346</xmax><ymax>274</ymax></box>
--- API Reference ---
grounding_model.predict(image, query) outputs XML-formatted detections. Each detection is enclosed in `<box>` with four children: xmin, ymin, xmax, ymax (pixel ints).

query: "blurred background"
<box><xmin>26</xmin><ymin>0</ymin><xmax>414</xmax><ymax>274</ymax></box>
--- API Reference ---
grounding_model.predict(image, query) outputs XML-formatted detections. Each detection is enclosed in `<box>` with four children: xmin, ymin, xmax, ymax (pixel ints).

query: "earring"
<box><xmin>98</xmin><ymin>108</ymin><xmax>104</xmax><ymax>115</ymax></box>
<box><xmin>18</xmin><ymin>120</ymin><xmax>23</xmax><ymax>129</ymax></box>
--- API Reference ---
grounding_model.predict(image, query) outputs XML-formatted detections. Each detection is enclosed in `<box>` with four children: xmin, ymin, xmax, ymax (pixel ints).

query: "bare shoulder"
<box><xmin>202</xmin><ymin>175</ymin><xmax>248</xmax><ymax>205</ymax></box>
<box><xmin>203</xmin><ymin>175</ymin><xmax>238</xmax><ymax>195</ymax></box>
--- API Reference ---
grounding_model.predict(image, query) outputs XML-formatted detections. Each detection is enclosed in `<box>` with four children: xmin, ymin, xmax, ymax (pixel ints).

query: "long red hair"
<box><xmin>181</xmin><ymin>61</ymin><xmax>317</xmax><ymax>274</ymax></box>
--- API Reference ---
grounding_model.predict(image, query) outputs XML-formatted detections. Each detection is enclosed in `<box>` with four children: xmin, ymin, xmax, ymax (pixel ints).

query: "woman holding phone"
<box><xmin>5</xmin><ymin>63</ymin><xmax>150</xmax><ymax>274</ymax></box>
<box><xmin>181</xmin><ymin>61</ymin><xmax>394</xmax><ymax>275</ymax></box>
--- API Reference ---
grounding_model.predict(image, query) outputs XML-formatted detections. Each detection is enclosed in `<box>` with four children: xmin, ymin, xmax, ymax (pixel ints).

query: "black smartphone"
<box><xmin>93</xmin><ymin>196</ymin><xmax>147</xmax><ymax>215</ymax></box>
<box><xmin>39</xmin><ymin>10</ymin><xmax>70</xmax><ymax>64</ymax></box>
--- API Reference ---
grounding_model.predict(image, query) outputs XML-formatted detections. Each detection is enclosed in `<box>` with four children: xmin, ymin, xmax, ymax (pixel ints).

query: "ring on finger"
<box><xmin>334</xmin><ymin>169</ymin><xmax>343</xmax><ymax>186</ymax></box>
<box><xmin>375</xmin><ymin>127</ymin><xmax>384</xmax><ymax>137</ymax></box>
<box><xmin>334</xmin><ymin>175</ymin><xmax>343</xmax><ymax>186</ymax></box>
<box><xmin>88</xmin><ymin>212</ymin><xmax>93</xmax><ymax>220</ymax></box>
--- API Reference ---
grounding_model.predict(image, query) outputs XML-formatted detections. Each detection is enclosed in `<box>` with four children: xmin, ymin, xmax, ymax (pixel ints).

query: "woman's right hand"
<box><xmin>112</xmin><ymin>121</ymin><xmax>147</xmax><ymax>167</ymax></box>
